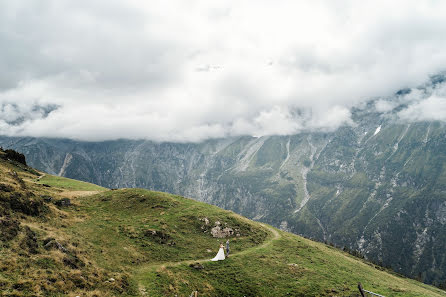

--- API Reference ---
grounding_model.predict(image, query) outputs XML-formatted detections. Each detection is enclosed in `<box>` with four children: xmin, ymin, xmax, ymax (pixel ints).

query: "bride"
<box><xmin>211</xmin><ymin>243</ymin><xmax>225</xmax><ymax>261</ymax></box>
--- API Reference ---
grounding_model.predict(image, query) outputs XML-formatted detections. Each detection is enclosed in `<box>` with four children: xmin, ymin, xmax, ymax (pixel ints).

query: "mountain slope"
<box><xmin>1</xmin><ymin>149</ymin><xmax>445</xmax><ymax>296</ymax></box>
<box><xmin>3</xmin><ymin>120</ymin><xmax>446</xmax><ymax>284</ymax></box>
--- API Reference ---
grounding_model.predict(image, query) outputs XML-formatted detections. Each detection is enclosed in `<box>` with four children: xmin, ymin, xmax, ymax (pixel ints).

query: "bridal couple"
<box><xmin>211</xmin><ymin>240</ymin><xmax>230</xmax><ymax>261</ymax></box>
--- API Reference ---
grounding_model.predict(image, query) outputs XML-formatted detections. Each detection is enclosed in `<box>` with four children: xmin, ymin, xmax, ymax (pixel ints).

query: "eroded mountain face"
<box><xmin>2</xmin><ymin>78</ymin><xmax>446</xmax><ymax>285</ymax></box>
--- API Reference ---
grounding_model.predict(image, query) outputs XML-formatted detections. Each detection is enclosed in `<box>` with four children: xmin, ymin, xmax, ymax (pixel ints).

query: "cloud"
<box><xmin>375</xmin><ymin>100</ymin><xmax>398</xmax><ymax>113</ymax></box>
<box><xmin>1</xmin><ymin>1</ymin><xmax>446</xmax><ymax>141</ymax></box>
<box><xmin>398</xmin><ymin>96</ymin><xmax>446</xmax><ymax>122</ymax></box>
<box><xmin>397</xmin><ymin>81</ymin><xmax>446</xmax><ymax>122</ymax></box>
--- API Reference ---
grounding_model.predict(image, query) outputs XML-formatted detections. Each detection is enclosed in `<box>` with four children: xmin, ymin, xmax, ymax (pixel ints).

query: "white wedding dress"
<box><xmin>211</xmin><ymin>247</ymin><xmax>225</xmax><ymax>261</ymax></box>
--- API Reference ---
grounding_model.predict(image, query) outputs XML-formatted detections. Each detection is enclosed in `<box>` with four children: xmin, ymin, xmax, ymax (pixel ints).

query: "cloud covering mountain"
<box><xmin>1</xmin><ymin>0</ymin><xmax>446</xmax><ymax>141</ymax></box>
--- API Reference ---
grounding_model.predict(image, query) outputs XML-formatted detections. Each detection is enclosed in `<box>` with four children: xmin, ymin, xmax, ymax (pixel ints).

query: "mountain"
<box><xmin>2</xmin><ymin>76</ymin><xmax>446</xmax><ymax>285</ymax></box>
<box><xmin>0</xmin><ymin>148</ymin><xmax>445</xmax><ymax>296</ymax></box>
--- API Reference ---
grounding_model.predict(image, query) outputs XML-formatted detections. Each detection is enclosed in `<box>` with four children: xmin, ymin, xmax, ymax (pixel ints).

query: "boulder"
<box><xmin>211</xmin><ymin>226</ymin><xmax>234</xmax><ymax>238</ymax></box>
<box><xmin>43</xmin><ymin>238</ymin><xmax>68</xmax><ymax>253</ymax></box>
<box><xmin>54</xmin><ymin>198</ymin><xmax>71</xmax><ymax>207</ymax></box>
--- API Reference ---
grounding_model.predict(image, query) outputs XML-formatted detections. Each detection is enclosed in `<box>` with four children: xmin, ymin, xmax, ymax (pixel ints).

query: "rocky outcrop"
<box><xmin>200</xmin><ymin>218</ymin><xmax>239</xmax><ymax>238</ymax></box>
<box><xmin>43</xmin><ymin>238</ymin><xmax>68</xmax><ymax>253</ymax></box>
<box><xmin>211</xmin><ymin>226</ymin><xmax>234</xmax><ymax>238</ymax></box>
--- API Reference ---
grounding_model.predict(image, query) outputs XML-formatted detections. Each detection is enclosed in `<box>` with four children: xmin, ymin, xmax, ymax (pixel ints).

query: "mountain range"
<box><xmin>1</xmin><ymin>75</ymin><xmax>446</xmax><ymax>285</ymax></box>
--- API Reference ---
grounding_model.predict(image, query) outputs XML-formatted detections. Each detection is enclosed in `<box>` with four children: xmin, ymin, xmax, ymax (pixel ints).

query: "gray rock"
<box><xmin>211</xmin><ymin>226</ymin><xmax>234</xmax><ymax>238</ymax></box>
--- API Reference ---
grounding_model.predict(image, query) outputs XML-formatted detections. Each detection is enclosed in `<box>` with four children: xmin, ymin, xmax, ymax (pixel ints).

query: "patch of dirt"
<box><xmin>60</xmin><ymin>190</ymin><xmax>102</xmax><ymax>198</ymax></box>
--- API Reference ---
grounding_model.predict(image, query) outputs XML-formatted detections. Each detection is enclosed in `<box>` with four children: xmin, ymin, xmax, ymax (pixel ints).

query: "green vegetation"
<box><xmin>149</xmin><ymin>232</ymin><xmax>446</xmax><ymax>297</ymax></box>
<box><xmin>0</xmin><ymin>148</ymin><xmax>445</xmax><ymax>296</ymax></box>
<box><xmin>67</xmin><ymin>189</ymin><xmax>268</xmax><ymax>270</ymax></box>
<box><xmin>36</xmin><ymin>174</ymin><xmax>106</xmax><ymax>191</ymax></box>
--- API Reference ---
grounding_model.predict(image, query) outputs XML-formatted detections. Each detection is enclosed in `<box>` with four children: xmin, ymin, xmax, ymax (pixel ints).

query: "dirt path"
<box><xmin>137</xmin><ymin>224</ymin><xmax>281</xmax><ymax>295</ymax></box>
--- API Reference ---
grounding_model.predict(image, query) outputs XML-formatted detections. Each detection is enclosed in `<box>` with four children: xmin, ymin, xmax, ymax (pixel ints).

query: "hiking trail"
<box><xmin>137</xmin><ymin>223</ymin><xmax>281</xmax><ymax>295</ymax></box>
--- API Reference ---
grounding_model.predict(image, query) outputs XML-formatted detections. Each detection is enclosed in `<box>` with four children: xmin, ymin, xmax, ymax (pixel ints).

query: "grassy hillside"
<box><xmin>0</xmin><ymin>149</ymin><xmax>445</xmax><ymax>296</ymax></box>
<box><xmin>36</xmin><ymin>175</ymin><xmax>105</xmax><ymax>191</ymax></box>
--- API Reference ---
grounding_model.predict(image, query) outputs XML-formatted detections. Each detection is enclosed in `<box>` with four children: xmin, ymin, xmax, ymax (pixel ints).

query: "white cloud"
<box><xmin>1</xmin><ymin>0</ymin><xmax>446</xmax><ymax>141</ymax></box>
<box><xmin>375</xmin><ymin>100</ymin><xmax>397</xmax><ymax>113</ymax></box>
<box><xmin>398</xmin><ymin>95</ymin><xmax>446</xmax><ymax>122</ymax></box>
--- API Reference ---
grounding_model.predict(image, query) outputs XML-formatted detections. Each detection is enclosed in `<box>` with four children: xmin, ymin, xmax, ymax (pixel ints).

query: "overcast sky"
<box><xmin>1</xmin><ymin>0</ymin><xmax>446</xmax><ymax>142</ymax></box>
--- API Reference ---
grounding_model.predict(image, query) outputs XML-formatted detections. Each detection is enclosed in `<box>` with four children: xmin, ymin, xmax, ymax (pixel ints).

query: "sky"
<box><xmin>1</xmin><ymin>0</ymin><xmax>446</xmax><ymax>142</ymax></box>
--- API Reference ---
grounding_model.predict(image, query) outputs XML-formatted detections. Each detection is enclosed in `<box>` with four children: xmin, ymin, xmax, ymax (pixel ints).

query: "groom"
<box><xmin>225</xmin><ymin>239</ymin><xmax>230</xmax><ymax>257</ymax></box>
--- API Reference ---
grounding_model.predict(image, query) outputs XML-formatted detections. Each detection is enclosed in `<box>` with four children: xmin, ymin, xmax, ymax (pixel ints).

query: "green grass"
<box><xmin>36</xmin><ymin>174</ymin><xmax>106</xmax><ymax>191</ymax></box>
<box><xmin>67</xmin><ymin>189</ymin><xmax>268</xmax><ymax>272</ymax></box>
<box><xmin>148</xmin><ymin>232</ymin><xmax>446</xmax><ymax>297</ymax></box>
<box><xmin>1</xmin><ymin>150</ymin><xmax>445</xmax><ymax>296</ymax></box>
<box><xmin>71</xmin><ymin>190</ymin><xmax>442</xmax><ymax>297</ymax></box>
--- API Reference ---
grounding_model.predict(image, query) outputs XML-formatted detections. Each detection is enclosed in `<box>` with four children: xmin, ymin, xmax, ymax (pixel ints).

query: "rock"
<box><xmin>211</xmin><ymin>226</ymin><xmax>234</xmax><ymax>238</ymax></box>
<box><xmin>54</xmin><ymin>198</ymin><xmax>71</xmax><ymax>207</ymax></box>
<box><xmin>109</xmin><ymin>278</ymin><xmax>115</xmax><ymax>282</ymax></box>
<box><xmin>206</xmin><ymin>249</ymin><xmax>213</xmax><ymax>253</ymax></box>
<box><xmin>43</xmin><ymin>238</ymin><xmax>68</xmax><ymax>253</ymax></box>
<box><xmin>189</xmin><ymin>262</ymin><xmax>204</xmax><ymax>270</ymax></box>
